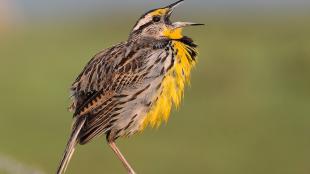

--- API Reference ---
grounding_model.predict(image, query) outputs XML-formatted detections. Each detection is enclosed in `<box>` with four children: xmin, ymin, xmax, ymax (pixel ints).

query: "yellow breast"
<box><xmin>139</xmin><ymin>41</ymin><xmax>197</xmax><ymax>130</ymax></box>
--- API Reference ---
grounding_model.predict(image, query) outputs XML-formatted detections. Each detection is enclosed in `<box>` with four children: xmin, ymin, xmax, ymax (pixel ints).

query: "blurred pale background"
<box><xmin>0</xmin><ymin>0</ymin><xmax>310</xmax><ymax>174</ymax></box>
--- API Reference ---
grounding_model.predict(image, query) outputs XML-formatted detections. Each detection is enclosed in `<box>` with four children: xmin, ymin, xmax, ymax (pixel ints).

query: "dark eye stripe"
<box><xmin>133</xmin><ymin>15</ymin><xmax>162</xmax><ymax>33</ymax></box>
<box><xmin>132</xmin><ymin>21</ymin><xmax>153</xmax><ymax>34</ymax></box>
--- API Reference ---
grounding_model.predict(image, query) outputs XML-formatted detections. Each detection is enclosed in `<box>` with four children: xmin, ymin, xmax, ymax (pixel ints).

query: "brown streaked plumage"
<box><xmin>56</xmin><ymin>1</ymin><xmax>203</xmax><ymax>174</ymax></box>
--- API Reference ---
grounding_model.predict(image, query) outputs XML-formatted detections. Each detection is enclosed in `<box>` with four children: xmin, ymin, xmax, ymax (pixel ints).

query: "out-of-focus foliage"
<box><xmin>0</xmin><ymin>10</ymin><xmax>310</xmax><ymax>174</ymax></box>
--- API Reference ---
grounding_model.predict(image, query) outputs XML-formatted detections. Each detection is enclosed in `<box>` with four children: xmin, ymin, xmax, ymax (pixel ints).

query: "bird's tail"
<box><xmin>56</xmin><ymin>117</ymin><xmax>86</xmax><ymax>174</ymax></box>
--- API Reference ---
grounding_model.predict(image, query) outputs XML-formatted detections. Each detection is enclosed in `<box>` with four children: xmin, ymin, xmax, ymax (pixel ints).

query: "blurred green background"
<box><xmin>0</xmin><ymin>0</ymin><xmax>310</xmax><ymax>174</ymax></box>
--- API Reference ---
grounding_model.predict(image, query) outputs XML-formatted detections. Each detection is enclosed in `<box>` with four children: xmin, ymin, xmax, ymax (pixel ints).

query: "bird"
<box><xmin>56</xmin><ymin>0</ymin><xmax>203</xmax><ymax>174</ymax></box>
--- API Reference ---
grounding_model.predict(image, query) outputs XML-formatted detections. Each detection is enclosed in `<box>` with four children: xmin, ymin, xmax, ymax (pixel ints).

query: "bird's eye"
<box><xmin>152</xmin><ymin>16</ymin><xmax>161</xmax><ymax>22</ymax></box>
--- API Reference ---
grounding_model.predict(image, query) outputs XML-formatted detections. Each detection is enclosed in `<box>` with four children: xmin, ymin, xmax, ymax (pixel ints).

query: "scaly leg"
<box><xmin>108</xmin><ymin>141</ymin><xmax>136</xmax><ymax>174</ymax></box>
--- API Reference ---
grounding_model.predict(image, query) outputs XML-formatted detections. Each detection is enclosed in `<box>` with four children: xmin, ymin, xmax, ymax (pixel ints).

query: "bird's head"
<box><xmin>130</xmin><ymin>0</ymin><xmax>203</xmax><ymax>40</ymax></box>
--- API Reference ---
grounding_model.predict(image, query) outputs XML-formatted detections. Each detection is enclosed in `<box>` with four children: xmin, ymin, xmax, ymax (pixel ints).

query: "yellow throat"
<box><xmin>163</xmin><ymin>27</ymin><xmax>184</xmax><ymax>40</ymax></box>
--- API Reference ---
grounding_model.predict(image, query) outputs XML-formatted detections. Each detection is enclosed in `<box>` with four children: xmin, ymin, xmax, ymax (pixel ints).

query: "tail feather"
<box><xmin>56</xmin><ymin>117</ymin><xmax>86</xmax><ymax>174</ymax></box>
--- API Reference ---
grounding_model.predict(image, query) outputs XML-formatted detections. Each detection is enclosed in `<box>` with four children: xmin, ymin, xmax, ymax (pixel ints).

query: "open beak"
<box><xmin>165</xmin><ymin>0</ymin><xmax>204</xmax><ymax>28</ymax></box>
<box><xmin>172</xmin><ymin>21</ymin><xmax>204</xmax><ymax>28</ymax></box>
<box><xmin>166</xmin><ymin>0</ymin><xmax>185</xmax><ymax>17</ymax></box>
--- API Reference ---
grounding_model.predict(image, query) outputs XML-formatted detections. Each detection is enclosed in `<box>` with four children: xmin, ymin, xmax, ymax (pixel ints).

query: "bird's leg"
<box><xmin>108</xmin><ymin>141</ymin><xmax>136</xmax><ymax>174</ymax></box>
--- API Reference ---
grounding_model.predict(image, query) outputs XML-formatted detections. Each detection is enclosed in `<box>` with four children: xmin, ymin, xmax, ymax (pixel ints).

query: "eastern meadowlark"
<box><xmin>56</xmin><ymin>1</ymin><xmax>203</xmax><ymax>174</ymax></box>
